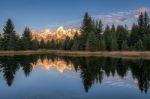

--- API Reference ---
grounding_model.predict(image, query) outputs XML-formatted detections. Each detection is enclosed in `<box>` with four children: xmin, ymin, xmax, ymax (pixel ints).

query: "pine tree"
<box><xmin>13</xmin><ymin>34</ymin><xmax>20</xmax><ymax>50</ymax></box>
<box><xmin>39</xmin><ymin>39</ymin><xmax>45</xmax><ymax>49</ymax></box>
<box><xmin>57</xmin><ymin>41</ymin><xmax>63</xmax><ymax>50</ymax></box>
<box><xmin>110</xmin><ymin>25</ymin><xmax>118</xmax><ymax>51</ymax></box>
<box><xmin>62</xmin><ymin>38</ymin><xmax>68</xmax><ymax>50</ymax></box>
<box><xmin>79</xmin><ymin>12</ymin><xmax>93</xmax><ymax>50</ymax></box>
<box><xmin>116</xmin><ymin>25</ymin><xmax>128</xmax><ymax>50</ymax></box>
<box><xmin>50</xmin><ymin>39</ymin><xmax>56</xmax><ymax>50</ymax></box>
<box><xmin>3</xmin><ymin>19</ymin><xmax>18</xmax><ymax>50</ymax></box>
<box><xmin>45</xmin><ymin>40</ymin><xmax>51</xmax><ymax>49</ymax></box>
<box><xmin>129</xmin><ymin>24</ymin><xmax>139</xmax><ymax>48</ymax></box>
<box><xmin>122</xmin><ymin>40</ymin><xmax>129</xmax><ymax>51</ymax></box>
<box><xmin>138</xmin><ymin>13</ymin><xmax>145</xmax><ymax>37</ymax></box>
<box><xmin>104</xmin><ymin>25</ymin><xmax>112</xmax><ymax>51</ymax></box>
<box><xmin>144</xmin><ymin>12</ymin><xmax>149</xmax><ymax>35</ymax></box>
<box><xmin>86</xmin><ymin>32</ymin><xmax>99</xmax><ymax>51</ymax></box>
<box><xmin>94</xmin><ymin>20</ymin><xmax>103</xmax><ymax>39</ymax></box>
<box><xmin>62</xmin><ymin>37</ymin><xmax>72</xmax><ymax>50</ymax></box>
<box><xmin>22</xmin><ymin>27</ymin><xmax>32</xmax><ymax>50</ymax></box>
<box><xmin>98</xmin><ymin>37</ymin><xmax>105</xmax><ymax>51</ymax></box>
<box><xmin>3</xmin><ymin>19</ymin><xmax>15</xmax><ymax>35</ymax></box>
<box><xmin>111</xmin><ymin>38</ymin><xmax>118</xmax><ymax>51</ymax></box>
<box><xmin>31</xmin><ymin>39</ymin><xmax>39</xmax><ymax>50</ymax></box>
<box><xmin>134</xmin><ymin>40</ymin><xmax>144</xmax><ymax>51</ymax></box>
<box><xmin>17</xmin><ymin>38</ymin><xmax>24</xmax><ymax>50</ymax></box>
<box><xmin>111</xmin><ymin>24</ymin><xmax>116</xmax><ymax>33</ymax></box>
<box><xmin>81</xmin><ymin>12</ymin><xmax>93</xmax><ymax>36</ymax></box>
<box><xmin>143</xmin><ymin>34</ymin><xmax>150</xmax><ymax>50</ymax></box>
<box><xmin>71</xmin><ymin>34</ymin><xmax>79</xmax><ymax>51</ymax></box>
<box><xmin>138</xmin><ymin>12</ymin><xmax>149</xmax><ymax>39</ymax></box>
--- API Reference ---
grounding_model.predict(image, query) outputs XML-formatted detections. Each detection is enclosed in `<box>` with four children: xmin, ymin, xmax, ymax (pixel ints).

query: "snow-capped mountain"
<box><xmin>31</xmin><ymin>26</ymin><xmax>80</xmax><ymax>42</ymax></box>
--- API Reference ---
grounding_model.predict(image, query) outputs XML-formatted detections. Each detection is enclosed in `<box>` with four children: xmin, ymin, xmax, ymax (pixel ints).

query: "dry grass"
<box><xmin>0</xmin><ymin>50</ymin><xmax>150</xmax><ymax>59</ymax></box>
<box><xmin>0</xmin><ymin>50</ymin><xmax>50</xmax><ymax>56</ymax></box>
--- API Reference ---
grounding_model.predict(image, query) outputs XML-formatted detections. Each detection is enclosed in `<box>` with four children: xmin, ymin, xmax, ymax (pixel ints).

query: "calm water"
<box><xmin>0</xmin><ymin>55</ymin><xmax>150</xmax><ymax>99</ymax></box>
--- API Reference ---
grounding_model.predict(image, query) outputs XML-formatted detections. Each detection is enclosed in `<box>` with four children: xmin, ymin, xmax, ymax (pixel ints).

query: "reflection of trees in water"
<box><xmin>129</xmin><ymin>59</ymin><xmax>150</xmax><ymax>93</ymax></box>
<box><xmin>0</xmin><ymin>55</ymin><xmax>150</xmax><ymax>93</ymax></box>
<box><xmin>66</xmin><ymin>57</ymin><xmax>150</xmax><ymax>93</ymax></box>
<box><xmin>0</xmin><ymin>56</ymin><xmax>20</xmax><ymax>86</ymax></box>
<box><xmin>0</xmin><ymin>54</ymin><xmax>67</xmax><ymax>87</ymax></box>
<box><xmin>0</xmin><ymin>55</ymin><xmax>39</xmax><ymax>86</ymax></box>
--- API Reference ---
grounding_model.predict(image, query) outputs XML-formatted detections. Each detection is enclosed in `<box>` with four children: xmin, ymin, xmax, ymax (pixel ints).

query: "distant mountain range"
<box><xmin>31</xmin><ymin>26</ymin><xmax>80</xmax><ymax>42</ymax></box>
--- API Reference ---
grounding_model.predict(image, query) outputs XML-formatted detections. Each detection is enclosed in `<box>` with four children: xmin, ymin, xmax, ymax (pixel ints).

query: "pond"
<box><xmin>0</xmin><ymin>55</ymin><xmax>150</xmax><ymax>99</ymax></box>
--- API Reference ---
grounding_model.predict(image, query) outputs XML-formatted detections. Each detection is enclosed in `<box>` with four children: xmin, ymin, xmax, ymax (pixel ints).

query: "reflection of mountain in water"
<box><xmin>0</xmin><ymin>55</ymin><xmax>150</xmax><ymax>93</ymax></box>
<box><xmin>31</xmin><ymin>58</ymin><xmax>75</xmax><ymax>72</ymax></box>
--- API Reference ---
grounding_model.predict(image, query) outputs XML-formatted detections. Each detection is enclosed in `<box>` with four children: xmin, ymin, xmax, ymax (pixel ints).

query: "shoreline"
<box><xmin>0</xmin><ymin>50</ymin><xmax>150</xmax><ymax>59</ymax></box>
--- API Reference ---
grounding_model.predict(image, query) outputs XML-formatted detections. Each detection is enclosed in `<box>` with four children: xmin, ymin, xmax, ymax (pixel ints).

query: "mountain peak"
<box><xmin>31</xmin><ymin>27</ymin><xmax>80</xmax><ymax>42</ymax></box>
<box><xmin>44</xmin><ymin>29</ymin><xmax>51</xmax><ymax>33</ymax></box>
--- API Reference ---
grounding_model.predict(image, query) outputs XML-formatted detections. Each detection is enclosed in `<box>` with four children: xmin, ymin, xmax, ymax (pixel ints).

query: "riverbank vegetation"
<box><xmin>0</xmin><ymin>50</ymin><xmax>150</xmax><ymax>59</ymax></box>
<box><xmin>0</xmin><ymin>12</ymin><xmax>150</xmax><ymax>51</ymax></box>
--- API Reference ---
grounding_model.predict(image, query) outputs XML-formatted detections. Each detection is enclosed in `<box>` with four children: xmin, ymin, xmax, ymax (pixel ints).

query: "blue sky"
<box><xmin>0</xmin><ymin>0</ymin><xmax>150</xmax><ymax>33</ymax></box>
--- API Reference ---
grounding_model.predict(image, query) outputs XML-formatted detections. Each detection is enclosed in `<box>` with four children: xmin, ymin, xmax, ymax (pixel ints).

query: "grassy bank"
<box><xmin>53</xmin><ymin>50</ymin><xmax>150</xmax><ymax>59</ymax></box>
<box><xmin>0</xmin><ymin>50</ymin><xmax>51</xmax><ymax>56</ymax></box>
<box><xmin>0</xmin><ymin>50</ymin><xmax>150</xmax><ymax>59</ymax></box>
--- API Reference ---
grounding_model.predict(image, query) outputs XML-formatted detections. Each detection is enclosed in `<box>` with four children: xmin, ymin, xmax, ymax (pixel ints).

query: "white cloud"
<box><xmin>115</xmin><ymin>17</ymin><xmax>128</xmax><ymax>23</ymax></box>
<box><xmin>133</xmin><ymin>7</ymin><xmax>149</xmax><ymax>19</ymax></box>
<box><xmin>48</xmin><ymin>7</ymin><xmax>150</xmax><ymax>30</ymax></box>
<box><xmin>135</xmin><ymin>7</ymin><xmax>149</xmax><ymax>14</ymax></box>
<box><xmin>92</xmin><ymin>7</ymin><xmax>149</xmax><ymax>26</ymax></box>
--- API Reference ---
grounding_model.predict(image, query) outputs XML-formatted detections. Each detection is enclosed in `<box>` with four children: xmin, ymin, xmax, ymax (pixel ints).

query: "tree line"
<box><xmin>0</xmin><ymin>19</ymin><xmax>38</xmax><ymax>50</ymax></box>
<box><xmin>0</xmin><ymin>12</ymin><xmax>150</xmax><ymax>51</ymax></box>
<box><xmin>70</xmin><ymin>12</ymin><xmax>150</xmax><ymax>51</ymax></box>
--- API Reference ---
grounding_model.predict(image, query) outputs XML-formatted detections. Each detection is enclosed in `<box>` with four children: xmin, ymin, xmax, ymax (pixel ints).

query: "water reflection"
<box><xmin>0</xmin><ymin>55</ymin><xmax>150</xmax><ymax>94</ymax></box>
<box><xmin>32</xmin><ymin>57</ymin><xmax>75</xmax><ymax>72</ymax></box>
